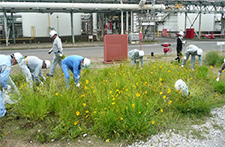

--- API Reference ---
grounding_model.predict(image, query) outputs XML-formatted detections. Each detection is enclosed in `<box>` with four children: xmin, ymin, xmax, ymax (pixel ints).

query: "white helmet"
<box><xmin>12</xmin><ymin>52</ymin><xmax>23</xmax><ymax>63</ymax></box>
<box><xmin>197</xmin><ymin>48</ymin><xmax>203</xmax><ymax>56</ymax></box>
<box><xmin>49</xmin><ymin>30</ymin><xmax>57</xmax><ymax>38</ymax></box>
<box><xmin>178</xmin><ymin>31</ymin><xmax>184</xmax><ymax>36</ymax></box>
<box><xmin>45</xmin><ymin>60</ymin><xmax>51</xmax><ymax>69</ymax></box>
<box><xmin>83</xmin><ymin>58</ymin><xmax>91</xmax><ymax>68</ymax></box>
<box><xmin>139</xmin><ymin>50</ymin><xmax>144</xmax><ymax>57</ymax></box>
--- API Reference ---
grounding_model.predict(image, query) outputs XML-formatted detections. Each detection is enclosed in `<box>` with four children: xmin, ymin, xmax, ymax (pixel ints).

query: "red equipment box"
<box><xmin>104</xmin><ymin>34</ymin><xmax>128</xmax><ymax>63</ymax></box>
<box><xmin>186</xmin><ymin>28</ymin><xmax>194</xmax><ymax>39</ymax></box>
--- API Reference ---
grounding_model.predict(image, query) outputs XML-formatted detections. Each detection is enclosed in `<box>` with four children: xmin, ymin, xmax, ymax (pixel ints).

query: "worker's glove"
<box><xmin>3</xmin><ymin>85</ymin><xmax>12</xmax><ymax>95</ymax></box>
<box><xmin>43</xmin><ymin>77</ymin><xmax>46</xmax><ymax>81</ymax></box>
<box><xmin>182</xmin><ymin>41</ymin><xmax>186</xmax><ymax>45</ymax></box>
<box><xmin>78</xmin><ymin>75</ymin><xmax>80</xmax><ymax>80</ymax></box>
<box><xmin>181</xmin><ymin>65</ymin><xmax>184</xmax><ymax>68</ymax></box>
<box><xmin>40</xmin><ymin>81</ymin><xmax>44</xmax><ymax>85</ymax></box>
<box><xmin>76</xmin><ymin>82</ymin><xmax>80</xmax><ymax>87</ymax></box>
<box><xmin>216</xmin><ymin>77</ymin><xmax>220</xmax><ymax>82</ymax></box>
<box><xmin>48</xmin><ymin>49</ymin><xmax>53</xmax><ymax>54</ymax></box>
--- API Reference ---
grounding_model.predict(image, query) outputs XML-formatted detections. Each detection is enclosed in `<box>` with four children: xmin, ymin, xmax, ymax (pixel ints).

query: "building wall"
<box><xmin>158</xmin><ymin>13</ymin><xmax>218</xmax><ymax>32</ymax></box>
<box><xmin>22</xmin><ymin>13</ymin><xmax>81</xmax><ymax>37</ymax></box>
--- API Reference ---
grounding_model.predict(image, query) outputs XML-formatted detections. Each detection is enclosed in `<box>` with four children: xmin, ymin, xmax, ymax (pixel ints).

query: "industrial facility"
<box><xmin>0</xmin><ymin>0</ymin><xmax>224</xmax><ymax>46</ymax></box>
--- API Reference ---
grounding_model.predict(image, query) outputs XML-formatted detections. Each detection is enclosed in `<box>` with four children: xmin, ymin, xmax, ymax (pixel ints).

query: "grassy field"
<box><xmin>1</xmin><ymin>51</ymin><xmax>225</xmax><ymax>146</ymax></box>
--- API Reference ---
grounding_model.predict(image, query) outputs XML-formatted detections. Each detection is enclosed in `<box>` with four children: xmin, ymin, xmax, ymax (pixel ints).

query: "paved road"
<box><xmin>0</xmin><ymin>38</ymin><xmax>223</xmax><ymax>60</ymax></box>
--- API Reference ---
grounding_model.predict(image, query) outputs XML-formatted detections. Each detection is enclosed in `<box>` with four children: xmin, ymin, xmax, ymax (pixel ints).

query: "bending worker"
<box><xmin>47</xmin><ymin>30</ymin><xmax>63</xmax><ymax>77</ymax></box>
<box><xmin>62</xmin><ymin>55</ymin><xmax>91</xmax><ymax>90</ymax></box>
<box><xmin>181</xmin><ymin>45</ymin><xmax>203</xmax><ymax>69</ymax></box>
<box><xmin>20</xmin><ymin>56</ymin><xmax>51</xmax><ymax>85</ymax></box>
<box><xmin>128</xmin><ymin>49</ymin><xmax>144</xmax><ymax>68</ymax></box>
<box><xmin>216</xmin><ymin>58</ymin><xmax>225</xmax><ymax>81</ymax></box>
<box><xmin>0</xmin><ymin>53</ymin><xmax>19</xmax><ymax>118</ymax></box>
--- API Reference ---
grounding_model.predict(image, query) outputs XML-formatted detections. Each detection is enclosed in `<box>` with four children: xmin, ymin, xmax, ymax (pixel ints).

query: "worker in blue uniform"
<box><xmin>0</xmin><ymin>53</ymin><xmax>19</xmax><ymax>118</ymax></box>
<box><xmin>62</xmin><ymin>55</ymin><xmax>91</xmax><ymax>90</ymax></box>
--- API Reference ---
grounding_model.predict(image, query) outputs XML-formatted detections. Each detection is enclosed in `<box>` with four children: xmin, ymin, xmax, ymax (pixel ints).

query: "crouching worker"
<box><xmin>12</xmin><ymin>53</ymin><xmax>51</xmax><ymax>87</ymax></box>
<box><xmin>128</xmin><ymin>49</ymin><xmax>144</xmax><ymax>69</ymax></box>
<box><xmin>0</xmin><ymin>54</ymin><xmax>18</xmax><ymax>118</ymax></box>
<box><xmin>181</xmin><ymin>45</ymin><xmax>203</xmax><ymax>70</ymax></box>
<box><xmin>62</xmin><ymin>55</ymin><xmax>91</xmax><ymax>90</ymax></box>
<box><xmin>21</xmin><ymin>56</ymin><xmax>51</xmax><ymax>85</ymax></box>
<box><xmin>216</xmin><ymin>58</ymin><xmax>225</xmax><ymax>81</ymax></box>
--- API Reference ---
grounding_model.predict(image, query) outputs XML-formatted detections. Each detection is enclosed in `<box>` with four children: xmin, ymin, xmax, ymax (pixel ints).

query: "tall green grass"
<box><xmin>7</xmin><ymin>60</ymin><xmax>224</xmax><ymax>142</ymax></box>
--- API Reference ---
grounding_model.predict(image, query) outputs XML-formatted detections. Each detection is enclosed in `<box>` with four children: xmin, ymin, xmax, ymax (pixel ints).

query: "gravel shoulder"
<box><xmin>129</xmin><ymin>105</ymin><xmax>225</xmax><ymax>147</ymax></box>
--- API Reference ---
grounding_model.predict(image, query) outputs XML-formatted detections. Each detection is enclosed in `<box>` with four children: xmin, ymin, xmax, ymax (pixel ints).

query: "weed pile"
<box><xmin>3</xmin><ymin>58</ymin><xmax>225</xmax><ymax>143</ymax></box>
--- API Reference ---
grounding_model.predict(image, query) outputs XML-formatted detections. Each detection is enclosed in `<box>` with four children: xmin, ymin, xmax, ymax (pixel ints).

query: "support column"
<box><xmin>198</xmin><ymin>12</ymin><xmax>201</xmax><ymax>39</ymax></box>
<box><xmin>184</xmin><ymin>12</ymin><xmax>187</xmax><ymax>34</ymax></box>
<box><xmin>3</xmin><ymin>12</ymin><xmax>8</xmax><ymax>47</ymax></box>
<box><xmin>92</xmin><ymin>13</ymin><xmax>99</xmax><ymax>40</ymax></box>
<box><xmin>11</xmin><ymin>13</ymin><xmax>16</xmax><ymax>44</ymax></box>
<box><xmin>126</xmin><ymin>11</ymin><xmax>129</xmax><ymax>34</ymax></box>
<box><xmin>131</xmin><ymin>11</ymin><xmax>133</xmax><ymax>33</ymax></box>
<box><xmin>121</xmin><ymin>10</ymin><xmax>124</xmax><ymax>34</ymax></box>
<box><xmin>221</xmin><ymin>14</ymin><xmax>225</xmax><ymax>35</ymax></box>
<box><xmin>70</xmin><ymin>12</ymin><xmax>75</xmax><ymax>43</ymax></box>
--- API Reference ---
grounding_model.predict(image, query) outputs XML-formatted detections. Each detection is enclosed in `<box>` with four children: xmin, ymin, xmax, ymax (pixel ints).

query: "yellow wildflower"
<box><xmin>93</xmin><ymin>90</ymin><xmax>95</xmax><ymax>93</ymax></box>
<box><xmin>112</xmin><ymin>102</ymin><xmax>115</xmax><ymax>105</ymax></box>
<box><xmin>160</xmin><ymin>92</ymin><xmax>163</xmax><ymax>95</ymax></box>
<box><xmin>84</xmin><ymin>86</ymin><xmax>88</xmax><ymax>90</ymax></box>
<box><xmin>86</xmin><ymin>80</ymin><xmax>89</xmax><ymax>84</ymax></box>
<box><xmin>120</xmin><ymin>117</ymin><xmax>123</xmax><ymax>120</ymax></box>
<box><xmin>136</xmin><ymin>93</ymin><xmax>140</xmax><ymax>97</ymax></box>
<box><xmin>160</xmin><ymin>109</ymin><xmax>163</xmax><ymax>112</ymax></box>
<box><xmin>163</xmin><ymin>95</ymin><xmax>166</xmax><ymax>99</ymax></box>
<box><xmin>106</xmin><ymin>139</ymin><xmax>110</xmax><ymax>143</ymax></box>
<box><xmin>86</xmin><ymin>110</ymin><xmax>89</xmax><ymax>113</ymax></box>
<box><xmin>76</xmin><ymin>111</ymin><xmax>80</xmax><ymax>116</ymax></box>
<box><xmin>210</xmin><ymin>66</ymin><xmax>213</xmax><ymax>69</ymax></box>
<box><xmin>132</xmin><ymin>104</ymin><xmax>135</xmax><ymax>107</ymax></box>
<box><xmin>168</xmin><ymin>70</ymin><xmax>171</xmax><ymax>73</ymax></box>
<box><xmin>144</xmin><ymin>82</ymin><xmax>147</xmax><ymax>86</ymax></box>
<box><xmin>55</xmin><ymin>92</ymin><xmax>59</xmax><ymax>96</ymax></box>
<box><xmin>179</xmin><ymin>91</ymin><xmax>182</xmax><ymax>94</ymax></box>
<box><xmin>83</xmin><ymin>103</ymin><xmax>86</xmax><ymax>107</ymax></box>
<box><xmin>139</xmin><ymin>111</ymin><xmax>141</xmax><ymax>114</ymax></box>
<box><xmin>152</xmin><ymin>121</ymin><xmax>155</xmax><ymax>125</ymax></box>
<box><xmin>145</xmin><ymin>91</ymin><xmax>148</xmax><ymax>94</ymax></box>
<box><xmin>168</xmin><ymin>101</ymin><xmax>172</xmax><ymax>104</ymax></box>
<box><xmin>146</xmin><ymin>103</ymin><xmax>149</xmax><ymax>105</ymax></box>
<box><xmin>160</xmin><ymin>78</ymin><xmax>162</xmax><ymax>81</ymax></box>
<box><xmin>74</xmin><ymin>121</ymin><xmax>79</xmax><ymax>125</ymax></box>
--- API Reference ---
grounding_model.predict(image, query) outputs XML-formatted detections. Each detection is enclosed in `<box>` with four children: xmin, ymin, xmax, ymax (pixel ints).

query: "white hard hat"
<box><xmin>12</xmin><ymin>52</ymin><xmax>23</xmax><ymax>63</ymax></box>
<box><xmin>197</xmin><ymin>48</ymin><xmax>203</xmax><ymax>56</ymax></box>
<box><xmin>139</xmin><ymin>50</ymin><xmax>144</xmax><ymax>57</ymax></box>
<box><xmin>49</xmin><ymin>30</ymin><xmax>57</xmax><ymax>38</ymax></box>
<box><xmin>175</xmin><ymin>79</ymin><xmax>189</xmax><ymax>96</ymax></box>
<box><xmin>83</xmin><ymin>58</ymin><xmax>91</xmax><ymax>68</ymax></box>
<box><xmin>45</xmin><ymin>60</ymin><xmax>51</xmax><ymax>69</ymax></box>
<box><xmin>178</xmin><ymin>31</ymin><xmax>184</xmax><ymax>36</ymax></box>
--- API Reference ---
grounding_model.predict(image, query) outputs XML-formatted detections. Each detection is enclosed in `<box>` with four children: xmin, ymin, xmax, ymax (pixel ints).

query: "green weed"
<box><xmin>2</xmin><ymin>60</ymin><xmax>225</xmax><ymax>143</ymax></box>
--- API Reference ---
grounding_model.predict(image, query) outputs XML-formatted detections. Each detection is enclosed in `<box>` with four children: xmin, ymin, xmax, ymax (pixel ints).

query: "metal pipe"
<box><xmin>121</xmin><ymin>10</ymin><xmax>124</xmax><ymax>34</ymax></box>
<box><xmin>0</xmin><ymin>2</ymin><xmax>165</xmax><ymax>11</ymax></box>
<box><xmin>11</xmin><ymin>12</ymin><xmax>16</xmax><ymax>44</ymax></box>
<box><xmin>71</xmin><ymin>12</ymin><xmax>75</xmax><ymax>43</ymax></box>
<box><xmin>3</xmin><ymin>12</ymin><xmax>8</xmax><ymax>46</ymax></box>
<box><xmin>131</xmin><ymin>11</ymin><xmax>133</xmax><ymax>32</ymax></box>
<box><xmin>126</xmin><ymin>11</ymin><xmax>128</xmax><ymax>34</ymax></box>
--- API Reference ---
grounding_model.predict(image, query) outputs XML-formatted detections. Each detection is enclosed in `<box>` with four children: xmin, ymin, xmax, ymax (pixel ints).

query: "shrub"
<box><xmin>204</xmin><ymin>51</ymin><xmax>223</xmax><ymax>67</ymax></box>
<box><xmin>214</xmin><ymin>81</ymin><xmax>225</xmax><ymax>94</ymax></box>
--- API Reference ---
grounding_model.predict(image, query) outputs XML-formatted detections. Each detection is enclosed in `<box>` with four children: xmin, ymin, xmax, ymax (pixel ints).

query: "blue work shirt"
<box><xmin>62</xmin><ymin>55</ymin><xmax>84</xmax><ymax>83</ymax></box>
<box><xmin>0</xmin><ymin>55</ymin><xmax>11</xmax><ymax>89</ymax></box>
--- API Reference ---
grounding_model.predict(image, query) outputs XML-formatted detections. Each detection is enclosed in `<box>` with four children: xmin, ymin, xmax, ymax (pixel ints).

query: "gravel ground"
<box><xmin>129</xmin><ymin>105</ymin><xmax>225</xmax><ymax>147</ymax></box>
